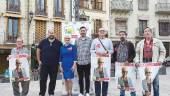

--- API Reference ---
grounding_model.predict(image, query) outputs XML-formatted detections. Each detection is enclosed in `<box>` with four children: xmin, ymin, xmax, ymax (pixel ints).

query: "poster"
<box><xmin>115</xmin><ymin>62</ymin><xmax>161</xmax><ymax>96</ymax></box>
<box><xmin>8</xmin><ymin>54</ymin><xmax>30</xmax><ymax>82</ymax></box>
<box><xmin>138</xmin><ymin>62</ymin><xmax>161</xmax><ymax>96</ymax></box>
<box><xmin>115</xmin><ymin>62</ymin><xmax>136</xmax><ymax>94</ymax></box>
<box><xmin>62</xmin><ymin>21</ymin><xmax>92</xmax><ymax>44</ymax></box>
<box><xmin>91</xmin><ymin>56</ymin><xmax>111</xmax><ymax>81</ymax></box>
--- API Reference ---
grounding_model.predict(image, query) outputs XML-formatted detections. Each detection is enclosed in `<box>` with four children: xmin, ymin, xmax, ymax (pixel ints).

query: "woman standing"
<box><xmin>59</xmin><ymin>36</ymin><xmax>77</xmax><ymax>96</ymax></box>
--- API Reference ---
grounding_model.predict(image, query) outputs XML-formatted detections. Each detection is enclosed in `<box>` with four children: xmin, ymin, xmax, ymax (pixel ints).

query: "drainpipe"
<box><xmin>27</xmin><ymin>0</ymin><xmax>30</xmax><ymax>48</ymax></box>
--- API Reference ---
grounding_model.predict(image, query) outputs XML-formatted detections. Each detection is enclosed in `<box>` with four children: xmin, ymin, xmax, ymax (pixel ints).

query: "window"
<box><xmin>7</xmin><ymin>17</ymin><xmax>19</xmax><ymax>43</ymax></box>
<box><xmin>91</xmin><ymin>0</ymin><xmax>102</xmax><ymax>10</ymax></box>
<box><xmin>36</xmin><ymin>0</ymin><xmax>47</xmax><ymax>16</ymax></box>
<box><xmin>138</xmin><ymin>0</ymin><xmax>149</xmax><ymax>10</ymax></box>
<box><xmin>54</xmin><ymin>0</ymin><xmax>64</xmax><ymax>17</ymax></box>
<box><xmin>35</xmin><ymin>20</ymin><xmax>46</xmax><ymax>43</ymax></box>
<box><xmin>159</xmin><ymin>22</ymin><xmax>170</xmax><ymax>36</ymax></box>
<box><xmin>7</xmin><ymin>0</ymin><xmax>20</xmax><ymax>12</ymax></box>
<box><xmin>115</xmin><ymin>20</ymin><xmax>127</xmax><ymax>35</ymax></box>
<box><xmin>94</xmin><ymin>19</ymin><xmax>102</xmax><ymax>35</ymax></box>
<box><xmin>80</xmin><ymin>0</ymin><xmax>89</xmax><ymax>9</ymax></box>
<box><xmin>139</xmin><ymin>20</ymin><xmax>147</xmax><ymax>36</ymax></box>
<box><xmin>54</xmin><ymin>22</ymin><xmax>62</xmax><ymax>40</ymax></box>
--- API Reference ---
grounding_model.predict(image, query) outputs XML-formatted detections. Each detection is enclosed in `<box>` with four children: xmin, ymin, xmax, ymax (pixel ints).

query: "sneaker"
<box><xmin>85</xmin><ymin>93</ymin><xmax>90</xmax><ymax>96</ymax></box>
<box><xmin>78</xmin><ymin>93</ymin><xmax>84</xmax><ymax>96</ymax></box>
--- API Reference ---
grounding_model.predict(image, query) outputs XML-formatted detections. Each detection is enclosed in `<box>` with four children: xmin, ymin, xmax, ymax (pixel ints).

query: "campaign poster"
<box><xmin>8</xmin><ymin>54</ymin><xmax>30</xmax><ymax>82</ymax></box>
<box><xmin>138</xmin><ymin>62</ymin><xmax>161</xmax><ymax>96</ymax></box>
<box><xmin>91</xmin><ymin>56</ymin><xmax>111</xmax><ymax>81</ymax></box>
<box><xmin>62</xmin><ymin>21</ymin><xmax>92</xmax><ymax>44</ymax></box>
<box><xmin>115</xmin><ymin>62</ymin><xmax>136</xmax><ymax>95</ymax></box>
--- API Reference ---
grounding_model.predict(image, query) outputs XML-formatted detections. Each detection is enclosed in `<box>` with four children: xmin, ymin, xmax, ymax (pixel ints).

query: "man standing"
<box><xmin>112</xmin><ymin>31</ymin><xmax>136</xmax><ymax>64</ymax></box>
<box><xmin>91</xmin><ymin>28</ymin><xmax>113</xmax><ymax>96</ymax></box>
<box><xmin>75</xmin><ymin>26</ymin><xmax>92</xmax><ymax>96</ymax></box>
<box><xmin>135</xmin><ymin>27</ymin><xmax>166</xmax><ymax>96</ymax></box>
<box><xmin>9</xmin><ymin>37</ymin><xmax>30</xmax><ymax>96</ymax></box>
<box><xmin>112</xmin><ymin>31</ymin><xmax>136</xmax><ymax>96</ymax></box>
<box><xmin>37</xmin><ymin>29</ymin><xmax>62</xmax><ymax>96</ymax></box>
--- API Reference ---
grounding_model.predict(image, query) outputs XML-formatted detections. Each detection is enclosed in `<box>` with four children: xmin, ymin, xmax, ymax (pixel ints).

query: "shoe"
<box><xmin>49</xmin><ymin>95</ymin><xmax>54</xmax><ymax>96</ymax></box>
<box><xmin>78</xmin><ymin>93</ymin><xmax>84</xmax><ymax>96</ymax></box>
<box><xmin>85</xmin><ymin>93</ymin><xmax>90</xmax><ymax>96</ymax></box>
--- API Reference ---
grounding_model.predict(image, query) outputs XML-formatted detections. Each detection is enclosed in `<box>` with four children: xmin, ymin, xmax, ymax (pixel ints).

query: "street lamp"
<box><xmin>28</xmin><ymin>11</ymin><xmax>34</xmax><ymax>26</ymax></box>
<box><xmin>27</xmin><ymin>11</ymin><xmax>34</xmax><ymax>48</ymax></box>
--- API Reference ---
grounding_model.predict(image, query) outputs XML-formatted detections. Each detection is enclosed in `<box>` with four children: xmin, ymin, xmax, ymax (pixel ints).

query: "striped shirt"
<box><xmin>75</xmin><ymin>37</ymin><xmax>92</xmax><ymax>65</ymax></box>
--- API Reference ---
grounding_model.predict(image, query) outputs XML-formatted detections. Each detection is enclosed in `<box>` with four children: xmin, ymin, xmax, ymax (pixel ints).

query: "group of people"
<box><xmin>8</xmin><ymin>26</ymin><xmax>166</xmax><ymax>96</ymax></box>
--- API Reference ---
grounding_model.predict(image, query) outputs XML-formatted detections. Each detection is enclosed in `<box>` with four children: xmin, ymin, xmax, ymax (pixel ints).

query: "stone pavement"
<box><xmin>0</xmin><ymin>67</ymin><xmax>170</xmax><ymax>96</ymax></box>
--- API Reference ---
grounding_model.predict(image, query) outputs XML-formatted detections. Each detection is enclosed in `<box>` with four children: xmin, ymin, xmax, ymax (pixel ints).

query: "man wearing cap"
<box><xmin>37</xmin><ymin>29</ymin><xmax>62</xmax><ymax>96</ymax></box>
<box><xmin>91</xmin><ymin>28</ymin><xmax>113</xmax><ymax>96</ymax></box>
<box><xmin>112</xmin><ymin>31</ymin><xmax>136</xmax><ymax>64</ymax></box>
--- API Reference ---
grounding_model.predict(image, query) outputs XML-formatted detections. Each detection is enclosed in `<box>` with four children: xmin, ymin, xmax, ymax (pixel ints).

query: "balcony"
<box><xmin>155</xmin><ymin>3</ymin><xmax>170</xmax><ymax>14</ymax></box>
<box><xmin>35</xmin><ymin>9</ymin><xmax>47</xmax><ymax>16</ymax></box>
<box><xmin>111</xmin><ymin>0</ymin><xmax>133</xmax><ymax>13</ymax></box>
<box><xmin>6</xmin><ymin>1</ymin><xmax>20</xmax><ymax>13</ymax></box>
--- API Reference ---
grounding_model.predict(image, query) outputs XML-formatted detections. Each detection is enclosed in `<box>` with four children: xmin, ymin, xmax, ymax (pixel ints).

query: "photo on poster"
<box><xmin>115</xmin><ymin>62</ymin><xmax>136</xmax><ymax>94</ymax></box>
<box><xmin>91</xmin><ymin>56</ymin><xmax>111</xmax><ymax>81</ymax></box>
<box><xmin>138</xmin><ymin>62</ymin><xmax>161</xmax><ymax>96</ymax></box>
<box><xmin>8</xmin><ymin>54</ymin><xmax>30</xmax><ymax>82</ymax></box>
<box><xmin>62</xmin><ymin>21</ymin><xmax>92</xmax><ymax>44</ymax></box>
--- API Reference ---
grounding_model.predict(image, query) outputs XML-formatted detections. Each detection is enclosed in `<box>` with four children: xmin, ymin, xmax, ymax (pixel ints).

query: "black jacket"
<box><xmin>112</xmin><ymin>41</ymin><xmax>136</xmax><ymax>63</ymax></box>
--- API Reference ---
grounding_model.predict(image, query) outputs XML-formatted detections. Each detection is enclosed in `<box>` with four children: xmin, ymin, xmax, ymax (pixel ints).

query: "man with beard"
<box><xmin>37</xmin><ymin>29</ymin><xmax>62</xmax><ymax>96</ymax></box>
<box><xmin>75</xmin><ymin>26</ymin><xmax>92</xmax><ymax>96</ymax></box>
<box><xmin>112</xmin><ymin>31</ymin><xmax>135</xmax><ymax>65</ymax></box>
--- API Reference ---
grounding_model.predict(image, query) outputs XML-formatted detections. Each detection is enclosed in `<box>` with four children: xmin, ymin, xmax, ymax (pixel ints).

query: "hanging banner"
<box><xmin>8</xmin><ymin>54</ymin><xmax>30</xmax><ymax>82</ymax></box>
<box><xmin>62</xmin><ymin>21</ymin><xmax>92</xmax><ymax>44</ymax></box>
<box><xmin>91</xmin><ymin>56</ymin><xmax>111</xmax><ymax>81</ymax></box>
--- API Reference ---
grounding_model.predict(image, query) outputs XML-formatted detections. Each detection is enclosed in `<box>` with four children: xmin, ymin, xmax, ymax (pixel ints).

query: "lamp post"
<box><xmin>27</xmin><ymin>11</ymin><xmax>33</xmax><ymax>48</ymax></box>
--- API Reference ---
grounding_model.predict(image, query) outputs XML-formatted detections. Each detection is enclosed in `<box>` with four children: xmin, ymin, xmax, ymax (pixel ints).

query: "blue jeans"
<box><xmin>153</xmin><ymin>74</ymin><xmax>159</xmax><ymax>96</ymax></box>
<box><xmin>95</xmin><ymin>81</ymin><xmax>108</xmax><ymax>96</ymax></box>
<box><xmin>120</xmin><ymin>90</ymin><xmax>136</xmax><ymax>96</ymax></box>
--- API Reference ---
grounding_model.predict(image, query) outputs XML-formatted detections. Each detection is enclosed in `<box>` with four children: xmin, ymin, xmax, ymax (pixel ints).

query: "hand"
<box><xmin>38</xmin><ymin>61</ymin><xmax>42</xmax><ymax>71</ymax></box>
<box><xmin>60</xmin><ymin>67</ymin><xmax>63</xmax><ymax>73</ymax></box>
<box><xmin>124</xmin><ymin>61</ymin><xmax>129</xmax><ymax>65</ymax></box>
<box><xmin>135</xmin><ymin>63</ymin><xmax>140</xmax><ymax>68</ymax></box>
<box><xmin>71</xmin><ymin>64</ymin><xmax>76</xmax><ymax>71</ymax></box>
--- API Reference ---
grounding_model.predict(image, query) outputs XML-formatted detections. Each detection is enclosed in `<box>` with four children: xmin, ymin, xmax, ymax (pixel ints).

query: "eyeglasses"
<box><xmin>146</xmin><ymin>71</ymin><xmax>151</xmax><ymax>73</ymax></box>
<box><xmin>99</xmin><ymin>62</ymin><xmax>104</xmax><ymax>63</ymax></box>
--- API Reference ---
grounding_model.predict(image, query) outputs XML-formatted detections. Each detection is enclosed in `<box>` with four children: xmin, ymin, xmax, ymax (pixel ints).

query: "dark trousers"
<box><xmin>95</xmin><ymin>81</ymin><xmax>108</xmax><ymax>96</ymax></box>
<box><xmin>39</xmin><ymin>64</ymin><xmax>58</xmax><ymax>96</ymax></box>
<box><xmin>77</xmin><ymin>64</ymin><xmax>90</xmax><ymax>94</ymax></box>
<box><xmin>12</xmin><ymin>81</ymin><xmax>30</xmax><ymax>96</ymax></box>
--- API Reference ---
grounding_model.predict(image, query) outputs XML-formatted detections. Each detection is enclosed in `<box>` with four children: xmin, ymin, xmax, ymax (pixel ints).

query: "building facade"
<box><xmin>0</xmin><ymin>0</ymin><xmax>110</xmax><ymax>74</ymax></box>
<box><xmin>110</xmin><ymin>0</ymin><xmax>170</xmax><ymax>57</ymax></box>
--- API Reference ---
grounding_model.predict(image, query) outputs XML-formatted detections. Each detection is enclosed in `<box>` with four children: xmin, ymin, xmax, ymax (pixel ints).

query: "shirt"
<box><xmin>75</xmin><ymin>37</ymin><xmax>92</xmax><ymax>65</ymax></box>
<box><xmin>91</xmin><ymin>38</ymin><xmax>113</xmax><ymax>55</ymax></box>
<box><xmin>38</xmin><ymin>38</ymin><xmax>62</xmax><ymax>65</ymax></box>
<box><xmin>116</xmin><ymin>42</ymin><xmax>128</xmax><ymax>62</ymax></box>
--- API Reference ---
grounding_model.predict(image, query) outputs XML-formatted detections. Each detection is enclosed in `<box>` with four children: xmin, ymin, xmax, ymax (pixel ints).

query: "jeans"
<box><xmin>77</xmin><ymin>64</ymin><xmax>90</xmax><ymax>94</ymax></box>
<box><xmin>120</xmin><ymin>90</ymin><xmax>136</xmax><ymax>96</ymax></box>
<box><xmin>39</xmin><ymin>64</ymin><xmax>58</xmax><ymax>96</ymax></box>
<box><xmin>95</xmin><ymin>81</ymin><xmax>108</xmax><ymax>96</ymax></box>
<box><xmin>153</xmin><ymin>74</ymin><xmax>159</xmax><ymax>96</ymax></box>
<box><xmin>12</xmin><ymin>81</ymin><xmax>30</xmax><ymax>96</ymax></box>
